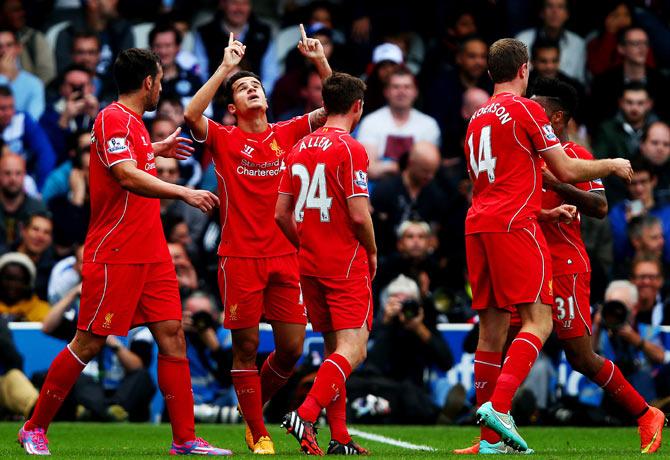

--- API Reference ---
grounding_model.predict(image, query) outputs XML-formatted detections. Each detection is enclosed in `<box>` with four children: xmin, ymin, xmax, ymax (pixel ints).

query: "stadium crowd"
<box><xmin>1</xmin><ymin>0</ymin><xmax>670</xmax><ymax>429</ymax></box>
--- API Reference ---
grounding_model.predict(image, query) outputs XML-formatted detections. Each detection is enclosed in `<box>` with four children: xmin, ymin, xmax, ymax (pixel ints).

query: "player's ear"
<box><xmin>228</xmin><ymin>103</ymin><xmax>236</xmax><ymax>115</ymax></box>
<box><xmin>144</xmin><ymin>75</ymin><xmax>153</xmax><ymax>91</ymax></box>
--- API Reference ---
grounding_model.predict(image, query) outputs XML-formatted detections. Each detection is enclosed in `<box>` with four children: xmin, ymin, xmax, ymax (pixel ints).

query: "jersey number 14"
<box><xmin>292</xmin><ymin>163</ymin><xmax>333</xmax><ymax>223</ymax></box>
<box><xmin>467</xmin><ymin>125</ymin><xmax>497</xmax><ymax>183</ymax></box>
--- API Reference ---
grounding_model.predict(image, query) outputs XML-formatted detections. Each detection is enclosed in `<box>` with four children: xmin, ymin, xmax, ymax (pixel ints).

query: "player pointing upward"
<box><xmin>184</xmin><ymin>26</ymin><xmax>331</xmax><ymax>454</ymax></box>
<box><xmin>18</xmin><ymin>48</ymin><xmax>230</xmax><ymax>456</ymax></box>
<box><xmin>464</xmin><ymin>38</ymin><xmax>632</xmax><ymax>454</ymax></box>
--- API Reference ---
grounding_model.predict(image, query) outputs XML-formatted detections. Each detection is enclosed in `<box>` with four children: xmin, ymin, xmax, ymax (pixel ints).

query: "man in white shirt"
<box><xmin>356</xmin><ymin>67</ymin><xmax>440</xmax><ymax>180</ymax></box>
<box><xmin>515</xmin><ymin>0</ymin><xmax>585</xmax><ymax>83</ymax></box>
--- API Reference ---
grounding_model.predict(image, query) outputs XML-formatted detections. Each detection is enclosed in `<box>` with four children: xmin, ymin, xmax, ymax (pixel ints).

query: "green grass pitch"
<box><xmin>1</xmin><ymin>422</ymin><xmax>669</xmax><ymax>458</ymax></box>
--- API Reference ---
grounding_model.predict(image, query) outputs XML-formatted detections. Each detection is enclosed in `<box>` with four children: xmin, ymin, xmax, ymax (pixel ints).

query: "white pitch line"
<box><xmin>348</xmin><ymin>428</ymin><xmax>438</xmax><ymax>452</ymax></box>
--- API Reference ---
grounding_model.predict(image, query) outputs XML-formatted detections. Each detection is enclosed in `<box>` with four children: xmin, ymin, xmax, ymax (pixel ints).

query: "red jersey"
<box><xmin>84</xmin><ymin>102</ymin><xmax>169</xmax><ymax>264</ymax></box>
<box><xmin>202</xmin><ymin>115</ymin><xmax>311</xmax><ymax>258</ymax></box>
<box><xmin>540</xmin><ymin>142</ymin><xmax>604</xmax><ymax>275</ymax></box>
<box><xmin>465</xmin><ymin>93</ymin><xmax>561</xmax><ymax>234</ymax></box>
<box><xmin>278</xmin><ymin>127</ymin><xmax>370</xmax><ymax>278</ymax></box>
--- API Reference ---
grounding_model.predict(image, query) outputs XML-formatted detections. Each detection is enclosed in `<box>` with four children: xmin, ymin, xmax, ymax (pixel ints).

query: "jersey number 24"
<box><xmin>467</xmin><ymin>125</ymin><xmax>497</xmax><ymax>183</ymax></box>
<box><xmin>292</xmin><ymin>163</ymin><xmax>333</xmax><ymax>223</ymax></box>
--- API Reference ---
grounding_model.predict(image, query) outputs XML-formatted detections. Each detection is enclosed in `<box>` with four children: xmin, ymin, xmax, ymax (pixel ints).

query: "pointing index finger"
<box><xmin>228</xmin><ymin>32</ymin><xmax>234</xmax><ymax>47</ymax></box>
<box><xmin>299</xmin><ymin>23</ymin><xmax>308</xmax><ymax>42</ymax></box>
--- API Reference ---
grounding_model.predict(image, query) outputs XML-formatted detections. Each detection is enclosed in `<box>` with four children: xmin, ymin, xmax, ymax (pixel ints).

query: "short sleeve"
<box><xmin>275</xmin><ymin>114</ymin><xmax>311</xmax><ymax>146</ymax></box>
<box><xmin>567</xmin><ymin>144</ymin><xmax>605</xmax><ymax>192</ymax></box>
<box><xmin>278</xmin><ymin>159</ymin><xmax>293</xmax><ymax>195</ymax></box>
<box><xmin>517</xmin><ymin>98</ymin><xmax>561</xmax><ymax>153</ymax></box>
<box><xmin>101</xmin><ymin>111</ymin><xmax>136</xmax><ymax>167</ymax></box>
<box><xmin>342</xmin><ymin>137</ymin><xmax>370</xmax><ymax>198</ymax></box>
<box><xmin>193</xmin><ymin>118</ymin><xmax>226</xmax><ymax>150</ymax></box>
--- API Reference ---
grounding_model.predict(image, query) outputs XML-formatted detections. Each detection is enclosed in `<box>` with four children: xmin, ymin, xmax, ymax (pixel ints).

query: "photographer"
<box><xmin>594</xmin><ymin>280</ymin><xmax>666</xmax><ymax>404</ymax></box>
<box><xmin>348</xmin><ymin>274</ymin><xmax>453</xmax><ymax>424</ymax></box>
<box><xmin>182</xmin><ymin>291</ymin><xmax>237</xmax><ymax>423</ymax></box>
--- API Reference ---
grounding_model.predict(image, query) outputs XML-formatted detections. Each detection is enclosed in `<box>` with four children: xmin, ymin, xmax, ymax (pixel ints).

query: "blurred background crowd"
<box><xmin>1</xmin><ymin>0</ymin><xmax>670</xmax><ymax>428</ymax></box>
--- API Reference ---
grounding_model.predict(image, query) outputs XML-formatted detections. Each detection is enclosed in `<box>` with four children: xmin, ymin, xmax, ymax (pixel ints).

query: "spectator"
<box><xmin>15</xmin><ymin>212</ymin><xmax>55</xmax><ymax>300</ymax></box>
<box><xmin>528</xmin><ymin>38</ymin><xmax>586</xmax><ymax>123</ymax></box>
<box><xmin>515</xmin><ymin>0</ymin><xmax>585</xmax><ymax>82</ymax></box>
<box><xmin>48</xmin><ymin>147</ymin><xmax>90</xmax><ymax>254</ymax></box>
<box><xmin>371</xmin><ymin>141</ymin><xmax>445</xmax><ymax>256</ymax></box>
<box><xmin>276</xmin><ymin>67</ymin><xmax>323</xmax><ymax>121</ymax></box>
<box><xmin>194</xmin><ymin>0</ymin><xmax>273</xmax><ymax>86</ymax></box>
<box><xmin>68</xmin><ymin>30</ymin><xmax>109</xmax><ymax>102</ymax></box>
<box><xmin>424</xmin><ymin>35</ymin><xmax>491</xmax><ymax>157</ymax></box>
<box><xmin>594</xmin><ymin>280</ymin><xmax>666</xmax><ymax>404</ymax></box>
<box><xmin>157</xmin><ymin>156</ymin><xmax>207</xmax><ymax>254</ymax></box>
<box><xmin>150</xmin><ymin>115</ymin><xmax>201</xmax><ymax>188</ymax></box>
<box><xmin>182</xmin><ymin>291</ymin><xmax>238</xmax><ymax>423</ymax></box>
<box><xmin>590</xmin><ymin>26</ymin><xmax>669</xmax><ymax>126</ymax></box>
<box><xmin>630</xmin><ymin>254</ymin><xmax>670</xmax><ymax>327</ymax></box>
<box><xmin>349</xmin><ymin>274</ymin><xmax>453</xmax><ymax>424</ymax></box>
<box><xmin>0</xmin><ymin>29</ymin><xmax>45</xmax><ymax>120</ymax></box>
<box><xmin>46</xmin><ymin>244</ymin><xmax>82</xmax><ymax>306</ymax></box>
<box><xmin>168</xmin><ymin>241</ymin><xmax>198</xmax><ymax>298</ymax></box>
<box><xmin>54</xmin><ymin>1</ymin><xmax>134</xmax><ymax>78</ymax></box>
<box><xmin>0</xmin><ymin>152</ymin><xmax>46</xmax><ymax>252</ymax></box>
<box><xmin>638</xmin><ymin>122</ymin><xmax>670</xmax><ymax>205</ymax></box>
<box><xmin>357</xmin><ymin>67</ymin><xmax>440</xmax><ymax>180</ymax></box>
<box><xmin>41</xmin><ymin>130</ymin><xmax>89</xmax><ymax>204</ymax></box>
<box><xmin>150</xmin><ymin>23</ymin><xmax>202</xmax><ymax>110</ymax></box>
<box><xmin>422</xmin><ymin>7</ymin><xmax>478</xmax><ymax>75</ymax></box>
<box><xmin>0</xmin><ymin>316</ymin><xmax>39</xmax><ymax>418</ymax></box>
<box><xmin>0</xmin><ymin>85</ymin><xmax>57</xmax><ymax>188</ymax></box>
<box><xmin>39</xmin><ymin>64</ymin><xmax>98</xmax><ymax>162</ymax></box>
<box><xmin>609</xmin><ymin>158</ymin><xmax>670</xmax><ymax>273</ymax></box>
<box><xmin>362</xmin><ymin>43</ymin><xmax>403</xmax><ymax>116</ymax></box>
<box><xmin>0</xmin><ymin>0</ymin><xmax>56</xmax><ymax>83</ymax></box>
<box><xmin>593</xmin><ymin>82</ymin><xmax>656</xmax><ymax>161</ymax></box>
<box><xmin>585</xmin><ymin>1</ymin><xmax>654</xmax><ymax>77</ymax></box>
<box><xmin>0</xmin><ymin>251</ymin><xmax>49</xmax><ymax>321</ymax></box>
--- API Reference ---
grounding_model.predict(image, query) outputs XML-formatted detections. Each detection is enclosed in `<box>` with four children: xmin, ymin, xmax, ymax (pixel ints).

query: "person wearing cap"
<box><xmin>357</xmin><ymin>65</ymin><xmax>441</xmax><ymax>180</ymax></box>
<box><xmin>0</xmin><ymin>251</ymin><xmax>49</xmax><ymax>322</ymax></box>
<box><xmin>362</xmin><ymin>42</ymin><xmax>404</xmax><ymax>116</ymax></box>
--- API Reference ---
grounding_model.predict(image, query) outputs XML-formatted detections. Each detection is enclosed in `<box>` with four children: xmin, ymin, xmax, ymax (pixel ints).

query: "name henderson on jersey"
<box><xmin>470</xmin><ymin>101</ymin><xmax>512</xmax><ymax>125</ymax></box>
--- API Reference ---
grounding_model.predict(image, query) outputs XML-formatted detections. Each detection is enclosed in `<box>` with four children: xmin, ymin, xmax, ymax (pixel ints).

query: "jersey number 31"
<box><xmin>467</xmin><ymin>125</ymin><xmax>497</xmax><ymax>183</ymax></box>
<box><xmin>292</xmin><ymin>163</ymin><xmax>333</xmax><ymax>223</ymax></box>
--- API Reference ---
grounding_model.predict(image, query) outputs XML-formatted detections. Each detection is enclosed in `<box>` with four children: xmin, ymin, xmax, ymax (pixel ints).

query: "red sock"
<box><xmin>326</xmin><ymin>383</ymin><xmax>350</xmax><ymax>444</ymax></box>
<box><xmin>25</xmin><ymin>345</ymin><xmax>85</xmax><ymax>432</ymax></box>
<box><xmin>158</xmin><ymin>354</ymin><xmax>196</xmax><ymax>445</ymax></box>
<box><xmin>592</xmin><ymin>359</ymin><xmax>648</xmax><ymax>418</ymax></box>
<box><xmin>232</xmin><ymin>368</ymin><xmax>268</xmax><ymax>442</ymax></box>
<box><xmin>298</xmin><ymin>353</ymin><xmax>352</xmax><ymax>423</ymax></box>
<box><xmin>490</xmin><ymin>332</ymin><xmax>543</xmax><ymax>413</ymax></box>
<box><xmin>260</xmin><ymin>351</ymin><xmax>293</xmax><ymax>405</ymax></box>
<box><xmin>474</xmin><ymin>350</ymin><xmax>502</xmax><ymax>443</ymax></box>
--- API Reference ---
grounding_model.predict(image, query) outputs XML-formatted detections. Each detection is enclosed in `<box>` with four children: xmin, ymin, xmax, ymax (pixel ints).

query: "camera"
<box><xmin>401</xmin><ymin>298</ymin><xmax>421</xmax><ymax>320</ymax></box>
<box><xmin>191</xmin><ymin>310</ymin><xmax>216</xmax><ymax>333</ymax></box>
<box><xmin>600</xmin><ymin>300</ymin><xmax>629</xmax><ymax>331</ymax></box>
<box><xmin>72</xmin><ymin>85</ymin><xmax>85</xmax><ymax>100</ymax></box>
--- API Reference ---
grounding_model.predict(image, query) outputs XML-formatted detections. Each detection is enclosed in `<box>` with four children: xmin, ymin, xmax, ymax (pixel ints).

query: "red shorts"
<box><xmin>217</xmin><ymin>254</ymin><xmax>307</xmax><ymax>329</ymax></box>
<box><xmin>466</xmin><ymin>223</ymin><xmax>553</xmax><ymax>312</ymax></box>
<box><xmin>509</xmin><ymin>272</ymin><xmax>592</xmax><ymax>339</ymax></box>
<box><xmin>78</xmin><ymin>261</ymin><xmax>181</xmax><ymax>336</ymax></box>
<box><xmin>552</xmin><ymin>272</ymin><xmax>592</xmax><ymax>339</ymax></box>
<box><xmin>301</xmin><ymin>275</ymin><xmax>373</xmax><ymax>333</ymax></box>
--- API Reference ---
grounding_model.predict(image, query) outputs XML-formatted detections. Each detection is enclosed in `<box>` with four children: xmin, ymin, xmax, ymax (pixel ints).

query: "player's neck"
<box><xmin>117</xmin><ymin>95</ymin><xmax>145</xmax><ymax>117</ymax></box>
<box><xmin>323</xmin><ymin>115</ymin><xmax>352</xmax><ymax>132</ymax></box>
<box><xmin>493</xmin><ymin>81</ymin><xmax>525</xmax><ymax>97</ymax></box>
<box><xmin>237</xmin><ymin>112</ymin><xmax>268</xmax><ymax>133</ymax></box>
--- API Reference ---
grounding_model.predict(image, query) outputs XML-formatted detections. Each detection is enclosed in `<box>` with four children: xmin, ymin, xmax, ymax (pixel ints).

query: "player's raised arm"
<box><xmin>111</xmin><ymin>160</ymin><xmax>219</xmax><ymax>213</ymax></box>
<box><xmin>274</xmin><ymin>193</ymin><xmax>300</xmax><ymax>249</ymax></box>
<box><xmin>297</xmin><ymin>23</ymin><xmax>331</xmax><ymax>130</ymax></box>
<box><xmin>542</xmin><ymin>168</ymin><xmax>608</xmax><ymax>218</ymax></box>
<box><xmin>184</xmin><ymin>32</ymin><xmax>246</xmax><ymax>140</ymax></box>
